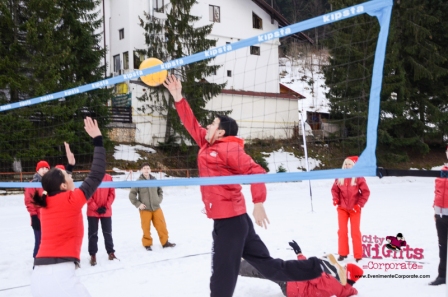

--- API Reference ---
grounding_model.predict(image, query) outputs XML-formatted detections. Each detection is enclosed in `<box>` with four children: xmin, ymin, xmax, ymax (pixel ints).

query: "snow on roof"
<box><xmin>279</xmin><ymin>54</ymin><xmax>330</xmax><ymax>114</ymax></box>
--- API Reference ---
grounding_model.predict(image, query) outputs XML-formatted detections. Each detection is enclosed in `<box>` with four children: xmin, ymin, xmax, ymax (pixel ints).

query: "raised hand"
<box><xmin>163</xmin><ymin>74</ymin><xmax>183</xmax><ymax>102</ymax></box>
<box><xmin>84</xmin><ymin>117</ymin><xmax>101</xmax><ymax>138</ymax></box>
<box><xmin>64</xmin><ymin>142</ymin><xmax>75</xmax><ymax>165</ymax></box>
<box><xmin>288</xmin><ymin>240</ymin><xmax>302</xmax><ymax>255</ymax></box>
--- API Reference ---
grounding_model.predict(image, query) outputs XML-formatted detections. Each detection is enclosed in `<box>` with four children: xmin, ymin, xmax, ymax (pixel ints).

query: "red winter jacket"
<box><xmin>175</xmin><ymin>98</ymin><xmax>266</xmax><ymax>219</ymax></box>
<box><xmin>434</xmin><ymin>166</ymin><xmax>448</xmax><ymax>209</ymax></box>
<box><xmin>24</xmin><ymin>173</ymin><xmax>44</xmax><ymax>220</ymax></box>
<box><xmin>87</xmin><ymin>174</ymin><xmax>115</xmax><ymax>217</ymax></box>
<box><xmin>36</xmin><ymin>189</ymin><xmax>87</xmax><ymax>262</ymax></box>
<box><xmin>331</xmin><ymin>178</ymin><xmax>370</xmax><ymax>211</ymax></box>
<box><xmin>287</xmin><ymin>255</ymin><xmax>358</xmax><ymax>297</ymax></box>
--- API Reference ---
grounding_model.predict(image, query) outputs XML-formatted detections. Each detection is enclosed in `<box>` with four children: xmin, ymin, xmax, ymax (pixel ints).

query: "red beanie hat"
<box><xmin>346</xmin><ymin>156</ymin><xmax>358</xmax><ymax>164</ymax></box>
<box><xmin>346</xmin><ymin>263</ymin><xmax>363</xmax><ymax>285</ymax></box>
<box><xmin>36</xmin><ymin>160</ymin><xmax>50</xmax><ymax>172</ymax></box>
<box><xmin>55</xmin><ymin>165</ymin><xmax>65</xmax><ymax>170</ymax></box>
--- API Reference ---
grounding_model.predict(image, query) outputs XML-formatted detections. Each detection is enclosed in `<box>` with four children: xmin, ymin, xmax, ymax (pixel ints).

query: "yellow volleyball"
<box><xmin>139</xmin><ymin>58</ymin><xmax>168</xmax><ymax>87</ymax></box>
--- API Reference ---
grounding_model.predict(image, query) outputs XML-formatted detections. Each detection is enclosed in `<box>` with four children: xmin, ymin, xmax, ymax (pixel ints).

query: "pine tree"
<box><xmin>277</xmin><ymin>164</ymin><xmax>287</xmax><ymax>173</ymax></box>
<box><xmin>0</xmin><ymin>0</ymin><xmax>111</xmax><ymax>171</ymax></box>
<box><xmin>138</xmin><ymin>0</ymin><xmax>225</xmax><ymax>145</ymax></box>
<box><xmin>323</xmin><ymin>0</ymin><xmax>379</xmax><ymax>156</ymax></box>
<box><xmin>378</xmin><ymin>0</ymin><xmax>448</xmax><ymax>161</ymax></box>
<box><xmin>323</xmin><ymin>0</ymin><xmax>448</xmax><ymax>162</ymax></box>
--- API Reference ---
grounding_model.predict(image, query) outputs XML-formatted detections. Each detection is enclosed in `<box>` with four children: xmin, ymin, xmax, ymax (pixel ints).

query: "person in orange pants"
<box><xmin>331</xmin><ymin>156</ymin><xmax>370</xmax><ymax>262</ymax></box>
<box><xmin>129</xmin><ymin>163</ymin><xmax>176</xmax><ymax>251</ymax></box>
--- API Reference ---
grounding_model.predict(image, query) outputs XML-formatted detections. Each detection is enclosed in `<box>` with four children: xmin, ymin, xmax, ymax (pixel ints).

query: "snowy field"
<box><xmin>0</xmin><ymin>174</ymin><xmax>445</xmax><ymax>297</ymax></box>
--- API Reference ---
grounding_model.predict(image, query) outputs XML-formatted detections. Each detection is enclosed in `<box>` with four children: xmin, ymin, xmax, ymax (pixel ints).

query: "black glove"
<box><xmin>31</xmin><ymin>215</ymin><xmax>41</xmax><ymax>231</ymax></box>
<box><xmin>288</xmin><ymin>240</ymin><xmax>302</xmax><ymax>255</ymax></box>
<box><xmin>96</xmin><ymin>206</ymin><xmax>107</xmax><ymax>215</ymax></box>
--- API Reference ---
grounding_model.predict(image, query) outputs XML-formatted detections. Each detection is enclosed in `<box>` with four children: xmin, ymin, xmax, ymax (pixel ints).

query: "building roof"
<box><xmin>279</xmin><ymin>83</ymin><xmax>306</xmax><ymax>99</ymax></box>
<box><xmin>251</xmin><ymin>0</ymin><xmax>313</xmax><ymax>44</ymax></box>
<box><xmin>222</xmin><ymin>86</ymin><xmax>305</xmax><ymax>100</ymax></box>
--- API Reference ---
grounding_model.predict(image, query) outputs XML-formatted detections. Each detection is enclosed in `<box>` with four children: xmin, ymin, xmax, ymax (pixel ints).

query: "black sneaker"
<box><xmin>429</xmin><ymin>276</ymin><xmax>446</xmax><ymax>286</ymax></box>
<box><xmin>145</xmin><ymin>246</ymin><xmax>152</xmax><ymax>251</ymax></box>
<box><xmin>163</xmin><ymin>241</ymin><xmax>176</xmax><ymax>248</ymax></box>
<box><xmin>337</xmin><ymin>255</ymin><xmax>347</xmax><ymax>261</ymax></box>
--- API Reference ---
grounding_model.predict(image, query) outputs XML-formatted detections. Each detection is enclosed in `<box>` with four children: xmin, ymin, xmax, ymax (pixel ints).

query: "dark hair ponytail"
<box><xmin>33</xmin><ymin>191</ymin><xmax>48</xmax><ymax>207</ymax></box>
<box><xmin>32</xmin><ymin>168</ymin><xmax>66</xmax><ymax>207</ymax></box>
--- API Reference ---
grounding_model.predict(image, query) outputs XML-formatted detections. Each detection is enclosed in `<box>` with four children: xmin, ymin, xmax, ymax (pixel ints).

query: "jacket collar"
<box><xmin>139</xmin><ymin>174</ymin><xmax>154</xmax><ymax>180</ymax></box>
<box><xmin>214</xmin><ymin>136</ymin><xmax>244</xmax><ymax>147</ymax></box>
<box><xmin>32</xmin><ymin>173</ymin><xmax>43</xmax><ymax>182</ymax></box>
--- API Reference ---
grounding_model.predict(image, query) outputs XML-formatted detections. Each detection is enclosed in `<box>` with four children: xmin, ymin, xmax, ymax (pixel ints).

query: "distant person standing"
<box><xmin>129</xmin><ymin>163</ymin><xmax>175</xmax><ymax>251</ymax></box>
<box><xmin>430</xmin><ymin>146</ymin><xmax>448</xmax><ymax>286</ymax></box>
<box><xmin>87</xmin><ymin>173</ymin><xmax>117</xmax><ymax>266</ymax></box>
<box><xmin>24</xmin><ymin>160</ymin><xmax>50</xmax><ymax>258</ymax></box>
<box><xmin>331</xmin><ymin>156</ymin><xmax>370</xmax><ymax>262</ymax></box>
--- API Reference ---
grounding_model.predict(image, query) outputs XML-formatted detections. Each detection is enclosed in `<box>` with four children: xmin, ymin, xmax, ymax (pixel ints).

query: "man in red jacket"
<box><xmin>164</xmin><ymin>75</ymin><xmax>324</xmax><ymax>297</ymax></box>
<box><xmin>87</xmin><ymin>173</ymin><xmax>116</xmax><ymax>266</ymax></box>
<box><xmin>24</xmin><ymin>160</ymin><xmax>50</xmax><ymax>258</ymax></box>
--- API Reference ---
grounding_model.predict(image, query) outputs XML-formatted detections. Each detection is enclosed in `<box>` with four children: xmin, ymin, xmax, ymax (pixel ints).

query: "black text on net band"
<box><xmin>377</xmin><ymin>168</ymin><xmax>448</xmax><ymax>178</ymax></box>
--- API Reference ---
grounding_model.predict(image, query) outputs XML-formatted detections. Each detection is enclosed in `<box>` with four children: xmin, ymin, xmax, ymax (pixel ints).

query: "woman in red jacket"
<box><xmin>331</xmin><ymin>156</ymin><xmax>370</xmax><ymax>262</ymax></box>
<box><xmin>30</xmin><ymin>117</ymin><xmax>105</xmax><ymax>297</ymax></box>
<box><xmin>87</xmin><ymin>173</ymin><xmax>116</xmax><ymax>266</ymax></box>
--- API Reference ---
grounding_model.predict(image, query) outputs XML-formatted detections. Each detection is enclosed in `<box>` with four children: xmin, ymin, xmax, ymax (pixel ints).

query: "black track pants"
<box><xmin>210</xmin><ymin>213</ymin><xmax>322</xmax><ymax>297</ymax></box>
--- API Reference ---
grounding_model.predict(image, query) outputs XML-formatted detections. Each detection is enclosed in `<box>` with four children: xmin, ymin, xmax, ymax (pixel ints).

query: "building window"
<box><xmin>113</xmin><ymin>54</ymin><xmax>121</xmax><ymax>74</ymax></box>
<box><xmin>250</xmin><ymin>46</ymin><xmax>260</xmax><ymax>56</ymax></box>
<box><xmin>252</xmin><ymin>13</ymin><xmax>262</xmax><ymax>29</ymax></box>
<box><xmin>154</xmin><ymin>0</ymin><xmax>164</xmax><ymax>13</ymax></box>
<box><xmin>119</xmin><ymin>28</ymin><xmax>124</xmax><ymax>40</ymax></box>
<box><xmin>227</xmin><ymin>70</ymin><xmax>232</xmax><ymax>77</ymax></box>
<box><xmin>209</xmin><ymin>5</ymin><xmax>220</xmax><ymax>23</ymax></box>
<box><xmin>133</xmin><ymin>51</ymin><xmax>145</xmax><ymax>69</ymax></box>
<box><xmin>123</xmin><ymin>52</ymin><xmax>129</xmax><ymax>69</ymax></box>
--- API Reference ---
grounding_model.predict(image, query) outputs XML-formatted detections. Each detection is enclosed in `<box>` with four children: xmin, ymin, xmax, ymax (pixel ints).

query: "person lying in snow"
<box><xmin>239</xmin><ymin>240</ymin><xmax>364</xmax><ymax>297</ymax></box>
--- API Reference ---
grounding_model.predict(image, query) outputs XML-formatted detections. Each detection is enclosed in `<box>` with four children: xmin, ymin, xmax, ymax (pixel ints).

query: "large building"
<box><xmin>100</xmin><ymin>0</ymin><xmax>309</xmax><ymax>145</ymax></box>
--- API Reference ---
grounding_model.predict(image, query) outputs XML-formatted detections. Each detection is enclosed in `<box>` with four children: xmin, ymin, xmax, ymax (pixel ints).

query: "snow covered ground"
<box><xmin>0</xmin><ymin>174</ymin><xmax>445</xmax><ymax>296</ymax></box>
